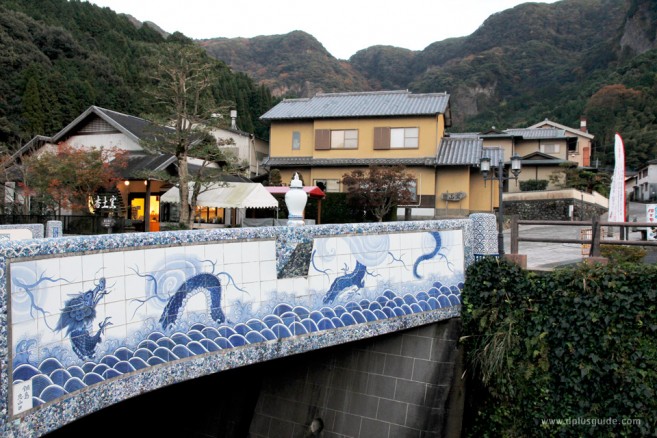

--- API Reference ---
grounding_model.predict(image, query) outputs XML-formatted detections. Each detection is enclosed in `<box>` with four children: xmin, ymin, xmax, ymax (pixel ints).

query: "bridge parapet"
<box><xmin>0</xmin><ymin>218</ymin><xmax>475</xmax><ymax>436</ymax></box>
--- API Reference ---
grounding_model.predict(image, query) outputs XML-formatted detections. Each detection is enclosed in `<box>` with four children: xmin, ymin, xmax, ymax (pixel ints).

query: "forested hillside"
<box><xmin>0</xmin><ymin>0</ymin><xmax>273</xmax><ymax>149</ymax></box>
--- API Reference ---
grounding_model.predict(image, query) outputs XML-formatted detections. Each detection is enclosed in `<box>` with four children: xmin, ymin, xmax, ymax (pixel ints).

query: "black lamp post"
<box><xmin>480</xmin><ymin>153</ymin><xmax>522</xmax><ymax>255</ymax></box>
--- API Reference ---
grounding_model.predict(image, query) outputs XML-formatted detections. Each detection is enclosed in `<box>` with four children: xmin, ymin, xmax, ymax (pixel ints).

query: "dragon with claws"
<box><xmin>55</xmin><ymin>278</ymin><xmax>112</xmax><ymax>360</ymax></box>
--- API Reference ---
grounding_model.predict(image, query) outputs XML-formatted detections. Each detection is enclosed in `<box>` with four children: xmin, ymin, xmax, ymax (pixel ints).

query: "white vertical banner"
<box><xmin>647</xmin><ymin>204</ymin><xmax>657</xmax><ymax>240</ymax></box>
<box><xmin>607</xmin><ymin>133</ymin><xmax>626</xmax><ymax>223</ymax></box>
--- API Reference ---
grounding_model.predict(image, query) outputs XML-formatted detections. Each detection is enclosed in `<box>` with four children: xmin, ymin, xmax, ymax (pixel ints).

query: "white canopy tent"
<box><xmin>160</xmin><ymin>182</ymin><xmax>279</xmax><ymax>209</ymax></box>
<box><xmin>161</xmin><ymin>182</ymin><xmax>279</xmax><ymax>226</ymax></box>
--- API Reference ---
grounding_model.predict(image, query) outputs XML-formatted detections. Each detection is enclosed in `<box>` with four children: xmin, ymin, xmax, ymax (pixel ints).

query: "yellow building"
<box><xmin>261</xmin><ymin>90</ymin><xmax>501</xmax><ymax>217</ymax></box>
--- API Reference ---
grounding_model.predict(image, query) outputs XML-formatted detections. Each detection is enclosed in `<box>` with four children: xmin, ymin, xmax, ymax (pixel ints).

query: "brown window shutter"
<box><xmin>315</xmin><ymin>129</ymin><xmax>330</xmax><ymax>150</ymax></box>
<box><xmin>373</xmin><ymin>127</ymin><xmax>390</xmax><ymax>150</ymax></box>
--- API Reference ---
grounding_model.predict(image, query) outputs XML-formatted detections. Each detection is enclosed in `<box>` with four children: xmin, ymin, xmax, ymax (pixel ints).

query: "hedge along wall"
<box><xmin>1</xmin><ymin>219</ymin><xmax>472</xmax><ymax>436</ymax></box>
<box><xmin>461</xmin><ymin>258</ymin><xmax>657</xmax><ymax>437</ymax></box>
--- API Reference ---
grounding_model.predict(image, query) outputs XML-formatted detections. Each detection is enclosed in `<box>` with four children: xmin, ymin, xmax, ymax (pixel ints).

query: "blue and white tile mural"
<box><xmin>1</xmin><ymin>219</ymin><xmax>473</xmax><ymax>436</ymax></box>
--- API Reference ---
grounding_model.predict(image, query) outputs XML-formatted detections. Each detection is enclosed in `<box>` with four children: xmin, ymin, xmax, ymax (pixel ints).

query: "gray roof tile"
<box><xmin>503</xmin><ymin>128</ymin><xmax>566</xmax><ymax>139</ymax></box>
<box><xmin>260</xmin><ymin>90</ymin><xmax>450</xmax><ymax>120</ymax></box>
<box><xmin>437</xmin><ymin>137</ymin><xmax>483</xmax><ymax>165</ymax></box>
<box><xmin>263</xmin><ymin>156</ymin><xmax>436</xmax><ymax>167</ymax></box>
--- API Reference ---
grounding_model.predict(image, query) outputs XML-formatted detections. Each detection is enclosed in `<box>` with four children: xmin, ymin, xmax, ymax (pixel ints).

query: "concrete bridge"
<box><xmin>0</xmin><ymin>217</ymin><xmax>493</xmax><ymax>437</ymax></box>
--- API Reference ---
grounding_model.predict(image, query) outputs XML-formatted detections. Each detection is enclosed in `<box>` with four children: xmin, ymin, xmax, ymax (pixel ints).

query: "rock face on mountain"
<box><xmin>199</xmin><ymin>31</ymin><xmax>370</xmax><ymax>97</ymax></box>
<box><xmin>620</xmin><ymin>0</ymin><xmax>657</xmax><ymax>55</ymax></box>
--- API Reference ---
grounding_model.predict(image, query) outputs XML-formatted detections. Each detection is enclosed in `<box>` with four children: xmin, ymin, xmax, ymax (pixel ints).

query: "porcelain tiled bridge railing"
<box><xmin>0</xmin><ymin>217</ymin><xmax>486</xmax><ymax>436</ymax></box>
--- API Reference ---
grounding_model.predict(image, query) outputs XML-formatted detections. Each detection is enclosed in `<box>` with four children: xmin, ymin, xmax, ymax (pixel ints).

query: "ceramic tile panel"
<box><xmin>0</xmin><ymin>218</ymin><xmax>477</xmax><ymax>437</ymax></box>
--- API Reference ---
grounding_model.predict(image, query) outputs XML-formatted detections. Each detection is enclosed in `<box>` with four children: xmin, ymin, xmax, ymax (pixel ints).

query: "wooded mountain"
<box><xmin>0</xmin><ymin>0</ymin><xmax>273</xmax><ymax>149</ymax></box>
<box><xmin>201</xmin><ymin>0</ymin><xmax>657</xmax><ymax>169</ymax></box>
<box><xmin>1</xmin><ymin>0</ymin><xmax>656</xmax><ymax>170</ymax></box>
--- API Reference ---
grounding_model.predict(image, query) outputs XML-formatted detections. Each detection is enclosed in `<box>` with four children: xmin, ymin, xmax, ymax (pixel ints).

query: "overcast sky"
<box><xmin>87</xmin><ymin>0</ymin><xmax>561</xmax><ymax>59</ymax></box>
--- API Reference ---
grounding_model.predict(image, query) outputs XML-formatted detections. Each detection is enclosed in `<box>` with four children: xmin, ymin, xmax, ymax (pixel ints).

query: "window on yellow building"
<box><xmin>330</xmin><ymin>130</ymin><xmax>358</xmax><ymax>149</ymax></box>
<box><xmin>390</xmin><ymin>127</ymin><xmax>419</xmax><ymax>148</ymax></box>
<box><xmin>313</xmin><ymin>179</ymin><xmax>340</xmax><ymax>192</ymax></box>
<box><xmin>540</xmin><ymin>144</ymin><xmax>560</xmax><ymax>154</ymax></box>
<box><xmin>292</xmin><ymin>131</ymin><xmax>300</xmax><ymax>150</ymax></box>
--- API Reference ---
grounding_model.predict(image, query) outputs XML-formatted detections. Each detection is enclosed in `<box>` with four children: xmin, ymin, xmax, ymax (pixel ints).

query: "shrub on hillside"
<box><xmin>519</xmin><ymin>179</ymin><xmax>548</xmax><ymax>191</ymax></box>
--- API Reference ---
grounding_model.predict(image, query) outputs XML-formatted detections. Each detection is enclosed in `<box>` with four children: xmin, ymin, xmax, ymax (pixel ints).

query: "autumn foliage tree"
<box><xmin>19</xmin><ymin>142</ymin><xmax>126</xmax><ymax>214</ymax></box>
<box><xmin>342</xmin><ymin>166</ymin><xmax>417</xmax><ymax>222</ymax></box>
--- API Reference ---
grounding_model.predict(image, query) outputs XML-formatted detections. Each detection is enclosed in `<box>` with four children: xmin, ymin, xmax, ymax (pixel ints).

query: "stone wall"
<box><xmin>503</xmin><ymin>199</ymin><xmax>607</xmax><ymax>221</ymax></box>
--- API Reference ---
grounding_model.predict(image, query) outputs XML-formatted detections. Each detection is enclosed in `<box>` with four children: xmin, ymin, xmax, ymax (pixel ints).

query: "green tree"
<box><xmin>145</xmin><ymin>42</ymin><xmax>236</xmax><ymax>228</ymax></box>
<box><xmin>342</xmin><ymin>166</ymin><xmax>416</xmax><ymax>222</ymax></box>
<box><xmin>19</xmin><ymin>142</ymin><xmax>126</xmax><ymax>214</ymax></box>
<box><xmin>20</xmin><ymin>76</ymin><xmax>45</xmax><ymax>139</ymax></box>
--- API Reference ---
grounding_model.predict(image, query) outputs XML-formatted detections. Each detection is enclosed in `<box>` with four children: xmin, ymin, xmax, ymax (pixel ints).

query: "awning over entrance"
<box><xmin>160</xmin><ymin>182</ymin><xmax>279</xmax><ymax>209</ymax></box>
<box><xmin>264</xmin><ymin>186</ymin><xmax>326</xmax><ymax>199</ymax></box>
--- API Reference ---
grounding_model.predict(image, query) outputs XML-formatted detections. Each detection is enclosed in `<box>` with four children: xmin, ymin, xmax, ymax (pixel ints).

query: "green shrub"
<box><xmin>461</xmin><ymin>258</ymin><xmax>657</xmax><ymax>437</ymax></box>
<box><xmin>600</xmin><ymin>244</ymin><xmax>647</xmax><ymax>263</ymax></box>
<box><xmin>519</xmin><ymin>179</ymin><xmax>549</xmax><ymax>191</ymax></box>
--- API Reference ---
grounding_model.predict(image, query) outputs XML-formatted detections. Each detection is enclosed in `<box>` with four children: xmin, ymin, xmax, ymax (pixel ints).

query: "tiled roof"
<box><xmin>50</xmin><ymin>106</ymin><xmax>172</xmax><ymax>144</ymax></box>
<box><xmin>93</xmin><ymin>107</ymin><xmax>172</xmax><ymax>141</ymax></box>
<box><xmin>482</xmin><ymin>148</ymin><xmax>505</xmax><ymax>165</ymax></box>
<box><xmin>260</xmin><ymin>90</ymin><xmax>450</xmax><ymax>120</ymax></box>
<box><xmin>263</xmin><ymin>156</ymin><xmax>437</xmax><ymax>167</ymax></box>
<box><xmin>503</xmin><ymin>128</ymin><xmax>566</xmax><ymax>139</ymax></box>
<box><xmin>121</xmin><ymin>153</ymin><xmax>177</xmax><ymax>178</ymax></box>
<box><xmin>437</xmin><ymin>137</ymin><xmax>483</xmax><ymax>165</ymax></box>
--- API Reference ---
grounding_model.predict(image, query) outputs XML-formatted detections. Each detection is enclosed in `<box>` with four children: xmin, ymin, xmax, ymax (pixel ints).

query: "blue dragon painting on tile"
<box><xmin>0</xmin><ymin>218</ymin><xmax>476</xmax><ymax>437</ymax></box>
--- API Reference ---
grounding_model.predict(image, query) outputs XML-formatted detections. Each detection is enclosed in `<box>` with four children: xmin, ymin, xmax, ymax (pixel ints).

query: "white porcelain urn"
<box><xmin>285</xmin><ymin>173</ymin><xmax>308</xmax><ymax>226</ymax></box>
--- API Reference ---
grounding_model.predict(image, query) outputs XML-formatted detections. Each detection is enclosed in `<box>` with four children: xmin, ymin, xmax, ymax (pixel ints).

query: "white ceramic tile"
<box><xmin>388</xmin><ymin>233</ymin><xmax>402</xmax><ymax>252</ymax></box>
<box><xmin>104</xmin><ymin>276</ymin><xmax>126</xmax><ymax>304</ymax></box>
<box><xmin>11</xmin><ymin>318</ymin><xmax>39</xmax><ymax>347</ymax></box>
<box><xmin>259</xmin><ymin>240</ymin><xmax>276</xmax><ymax>261</ymax></box>
<box><xmin>126</xmin><ymin>295</ymin><xmax>149</xmax><ymax>325</ymax></box>
<box><xmin>124</xmin><ymin>274</ymin><xmax>151</xmax><ymax>300</ymax></box>
<box><xmin>308</xmin><ymin>274</ymin><xmax>330</xmax><ymax>295</ymax></box>
<box><xmin>38</xmin><ymin>314</ymin><xmax>63</xmax><ymax>345</ymax></box>
<box><xmin>81</xmin><ymin>253</ymin><xmax>104</xmax><ymax>282</ymax></box>
<box><xmin>259</xmin><ymin>260</ymin><xmax>277</xmax><ymax>281</ymax></box>
<box><xmin>36</xmin><ymin>284</ymin><xmax>62</xmax><ymax>317</ymax></box>
<box><xmin>293</xmin><ymin>277</ymin><xmax>309</xmax><ymax>296</ymax></box>
<box><xmin>242</xmin><ymin>241</ymin><xmax>259</xmax><ymax>263</ymax></box>
<box><xmin>144</xmin><ymin>248</ymin><xmax>166</xmax><ymax>273</ymax></box>
<box><xmin>34</xmin><ymin>257</ymin><xmax>59</xmax><ymax>279</ymax></box>
<box><xmin>259</xmin><ymin>280</ymin><xmax>277</xmax><ymax>303</ymax></box>
<box><xmin>223</xmin><ymin>242</ymin><xmax>242</xmax><ymax>265</ymax></box>
<box><xmin>335</xmin><ymin>238</ymin><xmax>352</xmax><ymax>255</ymax></box>
<box><xmin>102</xmin><ymin>251</ymin><xmax>125</xmax><ymax>278</ymax></box>
<box><xmin>104</xmin><ymin>300</ymin><xmax>127</xmax><ymax>328</ymax></box>
<box><xmin>221</xmin><ymin>264</ymin><xmax>243</xmax><ymax>287</ymax></box>
<box><xmin>124</xmin><ymin>249</ymin><xmax>146</xmax><ymax>275</ymax></box>
<box><xmin>276</xmin><ymin>278</ymin><xmax>295</xmax><ymax>295</ymax></box>
<box><xmin>242</xmin><ymin>281</ymin><xmax>260</xmax><ymax>304</ymax></box>
<box><xmin>165</xmin><ymin>246</ymin><xmax>186</xmax><ymax>265</ymax></box>
<box><xmin>388</xmin><ymin>265</ymin><xmax>403</xmax><ymax>286</ymax></box>
<box><xmin>241</xmin><ymin>261</ymin><xmax>260</xmax><ymax>284</ymax></box>
<box><xmin>105</xmin><ymin>323</ymin><xmax>127</xmax><ymax>345</ymax></box>
<box><xmin>204</xmin><ymin>243</ymin><xmax>224</xmax><ymax>266</ymax></box>
<box><xmin>184</xmin><ymin>244</ymin><xmax>206</xmax><ymax>262</ymax></box>
<box><xmin>59</xmin><ymin>255</ymin><xmax>82</xmax><ymax>283</ymax></box>
<box><xmin>365</xmin><ymin>267</ymin><xmax>385</xmax><ymax>289</ymax></box>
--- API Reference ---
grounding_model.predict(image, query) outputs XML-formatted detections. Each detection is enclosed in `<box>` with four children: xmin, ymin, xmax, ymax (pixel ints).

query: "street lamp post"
<box><xmin>480</xmin><ymin>154</ymin><xmax>522</xmax><ymax>255</ymax></box>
